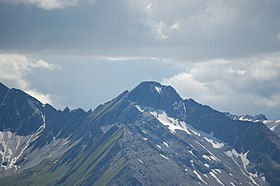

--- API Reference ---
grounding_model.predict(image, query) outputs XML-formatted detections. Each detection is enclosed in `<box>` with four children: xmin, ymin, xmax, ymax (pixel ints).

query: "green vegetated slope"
<box><xmin>0</xmin><ymin>126</ymin><xmax>125</xmax><ymax>186</ymax></box>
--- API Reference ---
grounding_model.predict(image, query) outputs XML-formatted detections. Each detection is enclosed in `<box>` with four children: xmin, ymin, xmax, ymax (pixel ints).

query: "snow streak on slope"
<box><xmin>193</xmin><ymin>170</ymin><xmax>207</xmax><ymax>184</ymax></box>
<box><xmin>0</xmin><ymin>110</ymin><xmax>74</xmax><ymax>174</ymax></box>
<box><xmin>134</xmin><ymin>104</ymin><xmax>267</xmax><ymax>186</ymax></box>
<box><xmin>135</xmin><ymin>105</ymin><xmax>227</xmax><ymax>150</ymax></box>
<box><xmin>135</xmin><ymin>105</ymin><xmax>145</xmax><ymax>112</ymax></box>
<box><xmin>226</xmin><ymin>149</ymin><xmax>259</xmax><ymax>186</ymax></box>
<box><xmin>0</xmin><ymin>112</ymin><xmax>46</xmax><ymax>170</ymax></box>
<box><xmin>210</xmin><ymin>171</ymin><xmax>224</xmax><ymax>185</ymax></box>
<box><xmin>159</xmin><ymin>154</ymin><xmax>169</xmax><ymax>160</ymax></box>
<box><xmin>150</xmin><ymin>111</ymin><xmax>191</xmax><ymax>134</ymax></box>
<box><xmin>263</xmin><ymin>120</ymin><xmax>280</xmax><ymax>131</ymax></box>
<box><xmin>163</xmin><ymin>141</ymin><xmax>169</xmax><ymax>148</ymax></box>
<box><xmin>204</xmin><ymin>137</ymin><xmax>224</xmax><ymax>149</ymax></box>
<box><xmin>0</xmin><ymin>131</ymin><xmax>42</xmax><ymax>170</ymax></box>
<box><xmin>135</xmin><ymin>105</ymin><xmax>199</xmax><ymax>135</ymax></box>
<box><xmin>135</xmin><ymin>105</ymin><xmax>226</xmax><ymax>162</ymax></box>
<box><xmin>155</xmin><ymin>86</ymin><xmax>162</xmax><ymax>94</ymax></box>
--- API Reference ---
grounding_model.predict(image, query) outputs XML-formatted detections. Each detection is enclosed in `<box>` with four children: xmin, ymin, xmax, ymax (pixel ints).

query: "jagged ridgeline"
<box><xmin>0</xmin><ymin>82</ymin><xmax>279</xmax><ymax>186</ymax></box>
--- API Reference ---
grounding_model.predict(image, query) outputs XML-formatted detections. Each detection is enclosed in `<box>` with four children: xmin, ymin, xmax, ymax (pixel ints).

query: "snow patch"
<box><xmin>196</xmin><ymin>141</ymin><xmax>220</xmax><ymax>161</ymax></box>
<box><xmin>135</xmin><ymin>105</ymin><xmax>202</xmax><ymax>136</ymax></box>
<box><xmin>204</xmin><ymin>137</ymin><xmax>224</xmax><ymax>149</ymax></box>
<box><xmin>188</xmin><ymin>127</ymin><xmax>201</xmax><ymax>136</ymax></box>
<box><xmin>190</xmin><ymin>160</ymin><xmax>194</xmax><ymax>167</ymax></box>
<box><xmin>193</xmin><ymin>170</ymin><xmax>207</xmax><ymax>184</ymax></box>
<box><xmin>150</xmin><ymin>111</ymin><xmax>190</xmax><ymax>134</ymax></box>
<box><xmin>0</xmin><ymin>112</ymin><xmax>47</xmax><ymax>170</ymax></box>
<box><xmin>239</xmin><ymin>116</ymin><xmax>252</xmax><ymax>121</ymax></box>
<box><xmin>135</xmin><ymin>105</ymin><xmax>144</xmax><ymax>112</ymax></box>
<box><xmin>159</xmin><ymin>154</ymin><xmax>169</xmax><ymax>160</ymax></box>
<box><xmin>155</xmin><ymin>86</ymin><xmax>162</xmax><ymax>93</ymax></box>
<box><xmin>259</xmin><ymin>120</ymin><xmax>279</xmax><ymax>131</ymax></box>
<box><xmin>210</xmin><ymin>171</ymin><xmax>224</xmax><ymax>185</ymax></box>
<box><xmin>189</xmin><ymin>150</ymin><xmax>195</xmax><ymax>157</ymax></box>
<box><xmin>270</xmin><ymin>125</ymin><xmax>279</xmax><ymax>131</ymax></box>
<box><xmin>0</xmin><ymin>131</ymin><xmax>40</xmax><ymax>170</ymax></box>
<box><xmin>226</xmin><ymin>149</ymin><xmax>260</xmax><ymax>186</ymax></box>
<box><xmin>163</xmin><ymin>141</ymin><xmax>169</xmax><ymax>148</ymax></box>
<box><xmin>214</xmin><ymin>169</ymin><xmax>221</xmax><ymax>173</ymax></box>
<box><xmin>204</xmin><ymin>163</ymin><xmax>209</xmax><ymax>168</ymax></box>
<box><xmin>202</xmin><ymin>154</ymin><xmax>211</xmax><ymax>161</ymax></box>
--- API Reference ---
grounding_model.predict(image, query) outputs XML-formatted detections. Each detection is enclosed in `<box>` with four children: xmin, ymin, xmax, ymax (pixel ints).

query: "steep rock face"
<box><xmin>263</xmin><ymin>120</ymin><xmax>280</xmax><ymax>137</ymax></box>
<box><xmin>182</xmin><ymin>99</ymin><xmax>280</xmax><ymax>185</ymax></box>
<box><xmin>0</xmin><ymin>88</ymin><xmax>45</xmax><ymax>135</ymax></box>
<box><xmin>0</xmin><ymin>81</ymin><xmax>279</xmax><ymax>186</ymax></box>
<box><xmin>0</xmin><ymin>84</ymin><xmax>93</xmax><ymax>177</ymax></box>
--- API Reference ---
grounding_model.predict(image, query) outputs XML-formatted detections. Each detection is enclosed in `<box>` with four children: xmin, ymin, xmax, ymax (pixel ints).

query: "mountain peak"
<box><xmin>133</xmin><ymin>81</ymin><xmax>166</xmax><ymax>94</ymax></box>
<box><xmin>127</xmin><ymin>81</ymin><xmax>182</xmax><ymax>112</ymax></box>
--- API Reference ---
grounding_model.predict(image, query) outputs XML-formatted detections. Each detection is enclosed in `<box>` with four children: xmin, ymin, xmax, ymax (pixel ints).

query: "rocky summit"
<box><xmin>0</xmin><ymin>81</ymin><xmax>279</xmax><ymax>186</ymax></box>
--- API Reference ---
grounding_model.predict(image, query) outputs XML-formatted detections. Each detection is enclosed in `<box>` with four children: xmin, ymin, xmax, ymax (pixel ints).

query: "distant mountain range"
<box><xmin>0</xmin><ymin>81</ymin><xmax>279</xmax><ymax>186</ymax></box>
<box><xmin>224</xmin><ymin>112</ymin><xmax>280</xmax><ymax>137</ymax></box>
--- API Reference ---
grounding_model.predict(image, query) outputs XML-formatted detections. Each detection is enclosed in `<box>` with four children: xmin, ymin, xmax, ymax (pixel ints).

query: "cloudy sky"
<box><xmin>0</xmin><ymin>0</ymin><xmax>280</xmax><ymax>119</ymax></box>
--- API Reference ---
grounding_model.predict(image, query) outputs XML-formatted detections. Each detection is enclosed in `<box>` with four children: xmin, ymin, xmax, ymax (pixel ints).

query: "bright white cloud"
<box><xmin>0</xmin><ymin>0</ymin><xmax>95</xmax><ymax>10</ymax></box>
<box><xmin>0</xmin><ymin>54</ymin><xmax>60</xmax><ymax>104</ymax></box>
<box><xmin>163</xmin><ymin>53</ymin><xmax>280</xmax><ymax>117</ymax></box>
<box><xmin>25</xmin><ymin>89</ymin><xmax>53</xmax><ymax>105</ymax></box>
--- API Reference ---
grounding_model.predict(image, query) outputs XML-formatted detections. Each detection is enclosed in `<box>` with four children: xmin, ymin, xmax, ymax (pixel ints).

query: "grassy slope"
<box><xmin>0</xmin><ymin>127</ymin><xmax>125</xmax><ymax>186</ymax></box>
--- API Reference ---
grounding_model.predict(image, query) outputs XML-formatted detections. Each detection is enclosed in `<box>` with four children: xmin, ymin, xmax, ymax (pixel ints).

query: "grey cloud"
<box><xmin>0</xmin><ymin>0</ymin><xmax>280</xmax><ymax>60</ymax></box>
<box><xmin>0</xmin><ymin>0</ymin><xmax>95</xmax><ymax>10</ymax></box>
<box><xmin>124</xmin><ymin>0</ymin><xmax>280</xmax><ymax>59</ymax></box>
<box><xmin>162</xmin><ymin>53</ymin><xmax>280</xmax><ymax>119</ymax></box>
